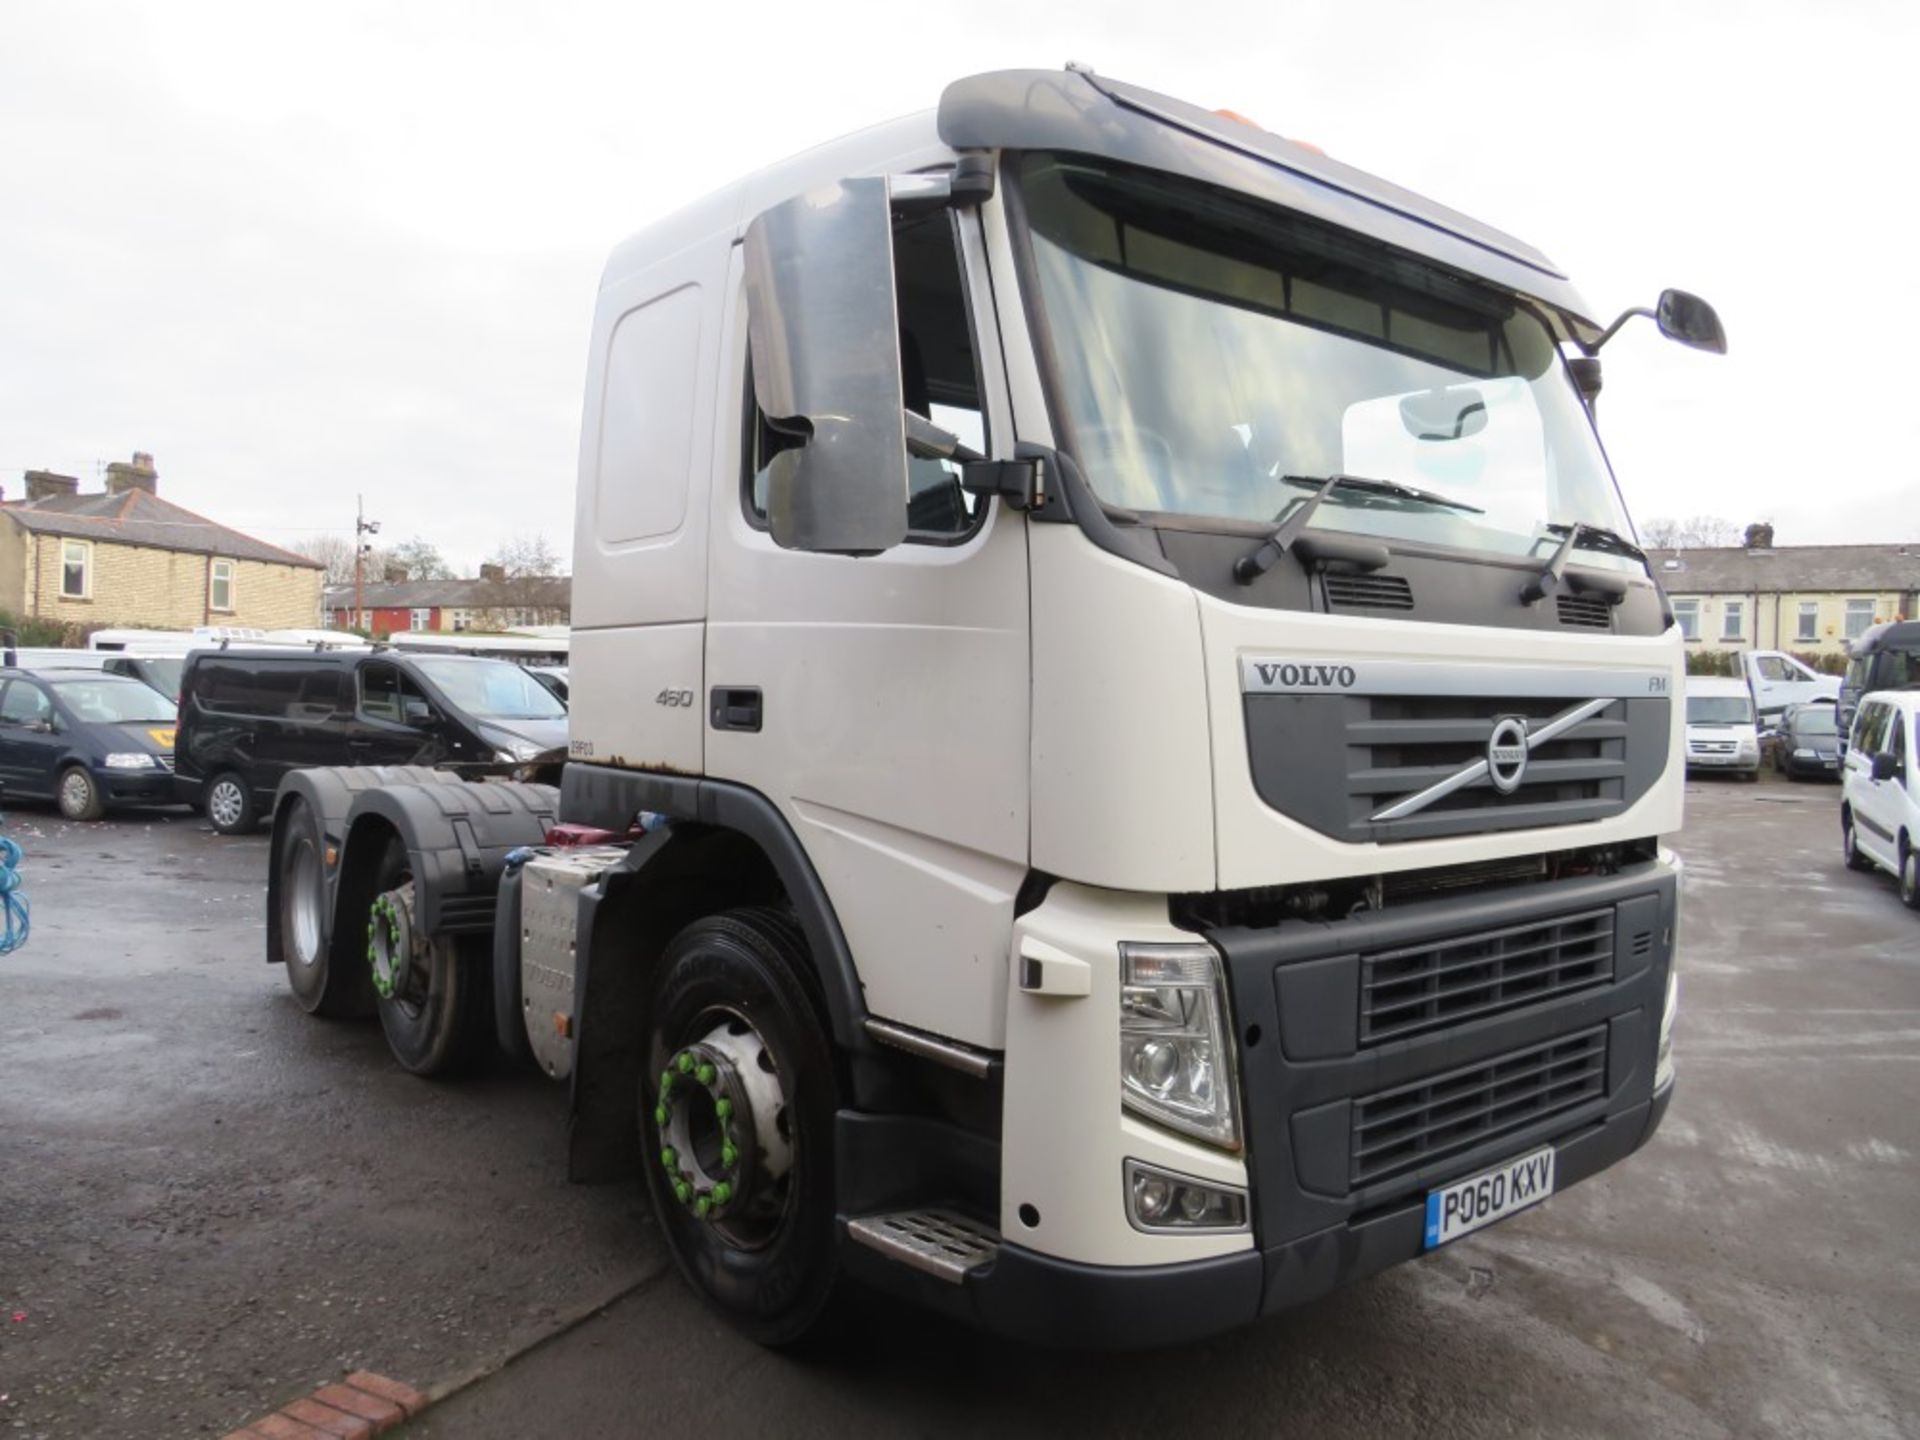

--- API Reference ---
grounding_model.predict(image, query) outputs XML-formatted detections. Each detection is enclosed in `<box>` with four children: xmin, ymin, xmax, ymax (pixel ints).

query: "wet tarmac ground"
<box><xmin>0</xmin><ymin>771</ymin><xmax>1915</xmax><ymax>1438</ymax></box>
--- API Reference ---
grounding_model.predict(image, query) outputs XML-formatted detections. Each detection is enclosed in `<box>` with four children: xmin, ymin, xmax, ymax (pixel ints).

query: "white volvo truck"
<box><xmin>266</xmin><ymin>67</ymin><xmax>1722</xmax><ymax>1347</ymax></box>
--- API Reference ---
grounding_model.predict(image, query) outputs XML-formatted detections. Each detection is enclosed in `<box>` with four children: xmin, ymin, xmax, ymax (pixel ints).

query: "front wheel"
<box><xmin>1901</xmin><ymin>845</ymin><xmax>1920</xmax><ymax>911</ymax></box>
<box><xmin>641</xmin><ymin>909</ymin><xmax>839</xmax><ymax>1346</ymax></box>
<box><xmin>1843</xmin><ymin>811</ymin><xmax>1874</xmax><ymax>872</ymax></box>
<box><xmin>56</xmin><ymin>766</ymin><xmax>104</xmax><ymax>821</ymax></box>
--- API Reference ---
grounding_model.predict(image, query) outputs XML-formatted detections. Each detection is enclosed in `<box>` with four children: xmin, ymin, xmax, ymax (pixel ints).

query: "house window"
<box><xmin>1721</xmin><ymin>600</ymin><xmax>1744</xmax><ymax>641</ymax></box>
<box><xmin>209</xmin><ymin>559</ymin><xmax>235</xmax><ymax>612</ymax></box>
<box><xmin>409</xmin><ymin>608</ymin><xmax>432</xmax><ymax>631</ymax></box>
<box><xmin>1797</xmin><ymin>601</ymin><xmax>1819</xmax><ymax>642</ymax></box>
<box><xmin>1844</xmin><ymin>598</ymin><xmax>1876</xmax><ymax>640</ymax></box>
<box><xmin>61</xmin><ymin>540</ymin><xmax>91</xmax><ymax>599</ymax></box>
<box><xmin>1673</xmin><ymin>598</ymin><xmax>1699</xmax><ymax>640</ymax></box>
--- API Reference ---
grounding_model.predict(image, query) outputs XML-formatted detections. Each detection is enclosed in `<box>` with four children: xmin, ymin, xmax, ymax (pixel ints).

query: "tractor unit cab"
<box><xmin>268</xmin><ymin>67</ymin><xmax>1721</xmax><ymax>1348</ymax></box>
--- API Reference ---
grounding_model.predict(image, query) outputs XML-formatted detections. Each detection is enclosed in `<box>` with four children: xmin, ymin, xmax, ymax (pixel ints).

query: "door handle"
<box><xmin>710</xmin><ymin>687</ymin><xmax>762</xmax><ymax>733</ymax></box>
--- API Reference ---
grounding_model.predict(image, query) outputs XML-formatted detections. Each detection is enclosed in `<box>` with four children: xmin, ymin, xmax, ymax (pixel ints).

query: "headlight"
<box><xmin>494</xmin><ymin>738</ymin><xmax>543</xmax><ymax>762</ymax></box>
<box><xmin>103</xmin><ymin>752</ymin><xmax>157</xmax><ymax>769</ymax></box>
<box><xmin>1793</xmin><ymin>747</ymin><xmax>1816</xmax><ymax>759</ymax></box>
<box><xmin>1119</xmin><ymin>942</ymin><xmax>1240</xmax><ymax>1150</ymax></box>
<box><xmin>1655</xmin><ymin>971</ymin><xmax>1678</xmax><ymax>1091</ymax></box>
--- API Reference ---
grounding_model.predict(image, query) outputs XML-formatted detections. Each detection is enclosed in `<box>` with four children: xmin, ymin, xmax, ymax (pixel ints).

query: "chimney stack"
<box><xmin>1744</xmin><ymin>521</ymin><xmax>1775</xmax><ymax>550</ymax></box>
<box><xmin>24</xmin><ymin>469</ymin><xmax>80</xmax><ymax>502</ymax></box>
<box><xmin>104</xmin><ymin>451</ymin><xmax>158</xmax><ymax>496</ymax></box>
<box><xmin>479</xmin><ymin>563</ymin><xmax>506</xmax><ymax>583</ymax></box>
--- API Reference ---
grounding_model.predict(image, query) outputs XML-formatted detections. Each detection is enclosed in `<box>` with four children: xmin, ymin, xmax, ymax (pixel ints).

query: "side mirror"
<box><xmin>1655</xmin><ymin>289</ymin><xmax>1727</xmax><ymax>354</ymax></box>
<box><xmin>1591</xmin><ymin>288</ymin><xmax>1727</xmax><ymax>355</ymax></box>
<box><xmin>744</xmin><ymin>176</ymin><xmax>909</xmax><ymax>555</ymax></box>
<box><xmin>1871</xmin><ymin>752</ymin><xmax>1901</xmax><ymax>782</ymax></box>
<box><xmin>402</xmin><ymin>698</ymin><xmax>435</xmax><ymax>727</ymax></box>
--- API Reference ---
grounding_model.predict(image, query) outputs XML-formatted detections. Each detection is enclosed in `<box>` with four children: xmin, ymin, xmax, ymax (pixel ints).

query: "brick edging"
<box><xmin>222</xmin><ymin>1370</ymin><xmax>428</xmax><ymax>1439</ymax></box>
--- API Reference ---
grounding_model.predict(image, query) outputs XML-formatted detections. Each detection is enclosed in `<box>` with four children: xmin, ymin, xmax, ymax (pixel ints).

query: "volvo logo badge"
<box><xmin>1486</xmin><ymin>716</ymin><xmax>1530</xmax><ymax>794</ymax></box>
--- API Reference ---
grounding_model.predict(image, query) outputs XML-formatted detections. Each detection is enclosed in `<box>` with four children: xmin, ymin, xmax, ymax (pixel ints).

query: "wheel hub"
<box><xmin>367</xmin><ymin>885</ymin><xmax>419</xmax><ymax>1000</ymax></box>
<box><xmin>655</xmin><ymin>1020</ymin><xmax>791</xmax><ymax>1227</ymax></box>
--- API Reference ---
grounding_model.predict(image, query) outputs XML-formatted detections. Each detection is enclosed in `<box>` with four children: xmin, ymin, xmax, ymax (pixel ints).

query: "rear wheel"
<box><xmin>56</xmin><ymin>766</ymin><xmax>104</xmax><ymax>821</ymax></box>
<box><xmin>641</xmin><ymin>909</ymin><xmax>839</xmax><ymax>1346</ymax></box>
<box><xmin>367</xmin><ymin>837</ymin><xmax>488</xmax><ymax>1075</ymax></box>
<box><xmin>279</xmin><ymin>798</ymin><xmax>370</xmax><ymax>1017</ymax></box>
<box><xmin>1900</xmin><ymin>843</ymin><xmax>1920</xmax><ymax>910</ymax></box>
<box><xmin>1842</xmin><ymin>810</ymin><xmax>1874</xmax><ymax>872</ymax></box>
<box><xmin>206</xmin><ymin>772</ymin><xmax>256</xmax><ymax>835</ymax></box>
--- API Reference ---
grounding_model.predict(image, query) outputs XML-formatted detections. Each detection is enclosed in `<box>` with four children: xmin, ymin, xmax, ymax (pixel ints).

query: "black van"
<box><xmin>175</xmin><ymin>648</ymin><xmax>568</xmax><ymax>834</ymax></box>
<box><xmin>1839</xmin><ymin>620</ymin><xmax>1920</xmax><ymax>753</ymax></box>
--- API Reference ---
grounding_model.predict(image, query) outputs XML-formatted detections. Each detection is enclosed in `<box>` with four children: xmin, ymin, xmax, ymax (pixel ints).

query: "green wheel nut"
<box><xmin>660</xmin><ymin>1147</ymin><xmax>676</xmax><ymax>1170</ymax></box>
<box><xmin>720</xmin><ymin>1143</ymin><xmax>737</xmax><ymax>1169</ymax></box>
<box><xmin>653</xmin><ymin>1104</ymin><xmax>668</xmax><ymax>1127</ymax></box>
<box><xmin>714</xmin><ymin>1098</ymin><xmax>732</xmax><ymax>1120</ymax></box>
<box><xmin>677</xmin><ymin>1052</ymin><xmax>694</xmax><ymax>1074</ymax></box>
<box><xmin>711</xmin><ymin>1182</ymin><xmax>732</xmax><ymax>1206</ymax></box>
<box><xmin>694</xmin><ymin>1196</ymin><xmax>711</xmax><ymax>1218</ymax></box>
<box><xmin>696</xmin><ymin>1063</ymin><xmax>716</xmax><ymax>1085</ymax></box>
<box><xmin>674</xmin><ymin>1179</ymin><xmax>691</xmax><ymax>1204</ymax></box>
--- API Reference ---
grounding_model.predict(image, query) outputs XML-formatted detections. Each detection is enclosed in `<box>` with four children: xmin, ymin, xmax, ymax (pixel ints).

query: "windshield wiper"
<box><xmin>1233</xmin><ymin>473</ymin><xmax>1484</xmax><ymax>584</ymax></box>
<box><xmin>1520</xmin><ymin>521</ymin><xmax>1648</xmax><ymax>604</ymax></box>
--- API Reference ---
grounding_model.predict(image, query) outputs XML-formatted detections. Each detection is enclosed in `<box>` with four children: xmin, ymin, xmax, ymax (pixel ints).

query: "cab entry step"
<box><xmin>846</xmin><ymin>1209</ymin><xmax>1000</xmax><ymax>1283</ymax></box>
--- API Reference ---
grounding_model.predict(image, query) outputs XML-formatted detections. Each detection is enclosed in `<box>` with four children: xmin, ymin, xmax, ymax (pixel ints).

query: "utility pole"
<box><xmin>354</xmin><ymin>494</ymin><xmax>381</xmax><ymax>632</ymax></box>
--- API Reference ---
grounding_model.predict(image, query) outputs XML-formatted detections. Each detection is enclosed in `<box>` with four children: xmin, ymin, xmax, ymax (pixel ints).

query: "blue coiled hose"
<box><xmin>0</xmin><ymin>834</ymin><xmax>28</xmax><ymax>954</ymax></box>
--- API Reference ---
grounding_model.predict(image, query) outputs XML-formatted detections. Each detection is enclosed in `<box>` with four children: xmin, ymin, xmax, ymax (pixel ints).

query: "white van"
<box><xmin>1685</xmin><ymin>676</ymin><xmax>1761</xmax><ymax>779</ymax></box>
<box><xmin>1842</xmin><ymin>690</ymin><xmax>1920</xmax><ymax>907</ymax></box>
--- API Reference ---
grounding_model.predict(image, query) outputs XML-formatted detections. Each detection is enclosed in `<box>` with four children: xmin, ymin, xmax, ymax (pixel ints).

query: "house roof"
<box><xmin>2</xmin><ymin>488</ymin><xmax>325</xmax><ymax>569</ymax></box>
<box><xmin>322</xmin><ymin>576</ymin><xmax>572</xmax><ymax>610</ymax></box>
<box><xmin>1649</xmin><ymin>544</ymin><xmax>1920</xmax><ymax>596</ymax></box>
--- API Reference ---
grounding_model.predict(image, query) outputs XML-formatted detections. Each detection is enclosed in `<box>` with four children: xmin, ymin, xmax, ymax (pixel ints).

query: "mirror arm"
<box><xmin>1588</xmin><ymin>305</ymin><xmax>1656</xmax><ymax>354</ymax></box>
<box><xmin>904</xmin><ymin>410</ymin><xmax>983</xmax><ymax>463</ymax></box>
<box><xmin>961</xmin><ymin>457</ymin><xmax>1047</xmax><ymax>511</ymax></box>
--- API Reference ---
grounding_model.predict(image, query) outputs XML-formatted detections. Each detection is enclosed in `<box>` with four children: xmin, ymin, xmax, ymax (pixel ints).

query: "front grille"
<box><xmin>1350</xmin><ymin>1027</ymin><xmax>1608</xmax><ymax>1188</ymax></box>
<box><xmin>1556</xmin><ymin>594</ymin><xmax>1614</xmax><ymax>629</ymax></box>
<box><xmin>1359</xmin><ymin>908</ymin><xmax>1615</xmax><ymax>1044</ymax></box>
<box><xmin>1325</xmin><ymin>573</ymin><xmax>1414</xmax><ymax>610</ymax></box>
<box><xmin>1688</xmin><ymin>739</ymin><xmax>1736</xmax><ymax>755</ymax></box>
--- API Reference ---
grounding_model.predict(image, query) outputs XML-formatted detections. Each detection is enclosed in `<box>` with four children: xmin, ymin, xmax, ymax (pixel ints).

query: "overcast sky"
<box><xmin>2</xmin><ymin>0</ymin><xmax>1914</xmax><ymax>573</ymax></box>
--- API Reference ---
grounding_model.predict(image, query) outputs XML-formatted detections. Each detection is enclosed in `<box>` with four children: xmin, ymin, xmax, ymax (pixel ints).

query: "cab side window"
<box><xmin>0</xmin><ymin>682</ymin><xmax>50</xmax><ymax>728</ymax></box>
<box><xmin>1854</xmin><ymin>701</ymin><xmax>1887</xmax><ymax>755</ymax></box>
<box><xmin>747</xmin><ymin>209</ymin><xmax>989</xmax><ymax>542</ymax></box>
<box><xmin>359</xmin><ymin>665</ymin><xmax>431</xmax><ymax>725</ymax></box>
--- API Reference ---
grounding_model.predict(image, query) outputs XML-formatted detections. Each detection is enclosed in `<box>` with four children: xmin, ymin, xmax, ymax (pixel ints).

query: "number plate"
<box><xmin>1423</xmin><ymin>1146</ymin><xmax>1556</xmax><ymax>1249</ymax></box>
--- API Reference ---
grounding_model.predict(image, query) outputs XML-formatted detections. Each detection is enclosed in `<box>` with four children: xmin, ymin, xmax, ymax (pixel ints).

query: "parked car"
<box><xmin>5</xmin><ymin>648</ymin><xmax>187</xmax><ymax>699</ymax></box>
<box><xmin>1839</xmin><ymin>621</ymin><xmax>1920</xmax><ymax>754</ymax></box>
<box><xmin>1772</xmin><ymin>702</ymin><xmax>1843</xmax><ymax>780</ymax></box>
<box><xmin>1841</xmin><ymin>689</ymin><xmax>1920</xmax><ymax>908</ymax></box>
<box><xmin>0</xmin><ymin>669</ymin><xmax>178</xmax><ymax>820</ymax></box>
<box><xmin>1685</xmin><ymin>676</ymin><xmax>1761</xmax><ymax>780</ymax></box>
<box><xmin>175</xmin><ymin>647</ymin><xmax>569</xmax><ymax>834</ymax></box>
<box><xmin>526</xmin><ymin>664</ymin><xmax>569</xmax><ymax>703</ymax></box>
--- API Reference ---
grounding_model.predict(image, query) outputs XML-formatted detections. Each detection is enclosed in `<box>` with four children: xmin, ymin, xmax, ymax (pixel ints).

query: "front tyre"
<box><xmin>1843</xmin><ymin>810</ymin><xmax>1874</xmax><ymax>872</ymax></box>
<box><xmin>1901</xmin><ymin>844</ymin><xmax>1920</xmax><ymax>911</ymax></box>
<box><xmin>641</xmin><ymin>909</ymin><xmax>839</xmax><ymax>1346</ymax></box>
<box><xmin>56</xmin><ymin>766</ymin><xmax>104</xmax><ymax>821</ymax></box>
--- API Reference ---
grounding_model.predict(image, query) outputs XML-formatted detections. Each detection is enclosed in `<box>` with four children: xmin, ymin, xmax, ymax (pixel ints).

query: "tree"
<box><xmin>288</xmin><ymin>534</ymin><xmax>364</xmax><ymax>585</ymax></box>
<box><xmin>485</xmin><ymin>534</ymin><xmax>561</xmax><ymax>578</ymax></box>
<box><xmin>1639</xmin><ymin>515</ymin><xmax>1741</xmax><ymax>549</ymax></box>
<box><xmin>388</xmin><ymin>536</ymin><xmax>453</xmax><ymax>581</ymax></box>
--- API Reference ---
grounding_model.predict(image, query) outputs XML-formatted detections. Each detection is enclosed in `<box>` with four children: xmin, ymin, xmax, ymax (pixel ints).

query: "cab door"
<box><xmin>1847</xmin><ymin>701</ymin><xmax>1897</xmax><ymax>866</ymax></box>
<box><xmin>703</xmin><ymin>201</ymin><xmax>1028</xmax><ymax>1050</ymax></box>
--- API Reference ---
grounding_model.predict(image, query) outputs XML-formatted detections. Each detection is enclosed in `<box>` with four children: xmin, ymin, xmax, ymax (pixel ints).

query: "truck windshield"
<box><xmin>410</xmin><ymin>658</ymin><xmax>566</xmax><ymax>721</ymax></box>
<box><xmin>1016</xmin><ymin>154</ymin><xmax>1636</xmax><ymax>565</ymax></box>
<box><xmin>1686</xmin><ymin>696</ymin><xmax>1753</xmax><ymax>725</ymax></box>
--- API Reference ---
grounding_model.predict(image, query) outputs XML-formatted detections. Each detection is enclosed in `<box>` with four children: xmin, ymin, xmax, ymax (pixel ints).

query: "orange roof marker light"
<box><xmin>1212</xmin><ymin>107</ymin><xmax>1326</xmax><ymax>156</ymax></box>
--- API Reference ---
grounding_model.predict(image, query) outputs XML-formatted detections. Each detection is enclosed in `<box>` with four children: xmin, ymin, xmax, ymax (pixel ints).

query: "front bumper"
<box><xmin>101</xmin><ymin>767</ymin><xmax>179</xmax><ymax>803</ymax></box>
<box><xmin>1686</xmin><ymin>753</ymin><xmax>1758</xmax><ymax>771</ymax></box>
<box><xmin>850</xmin><ymin>858</ymin><xmax>1679</xmax><ymax>1348</ymax></box>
